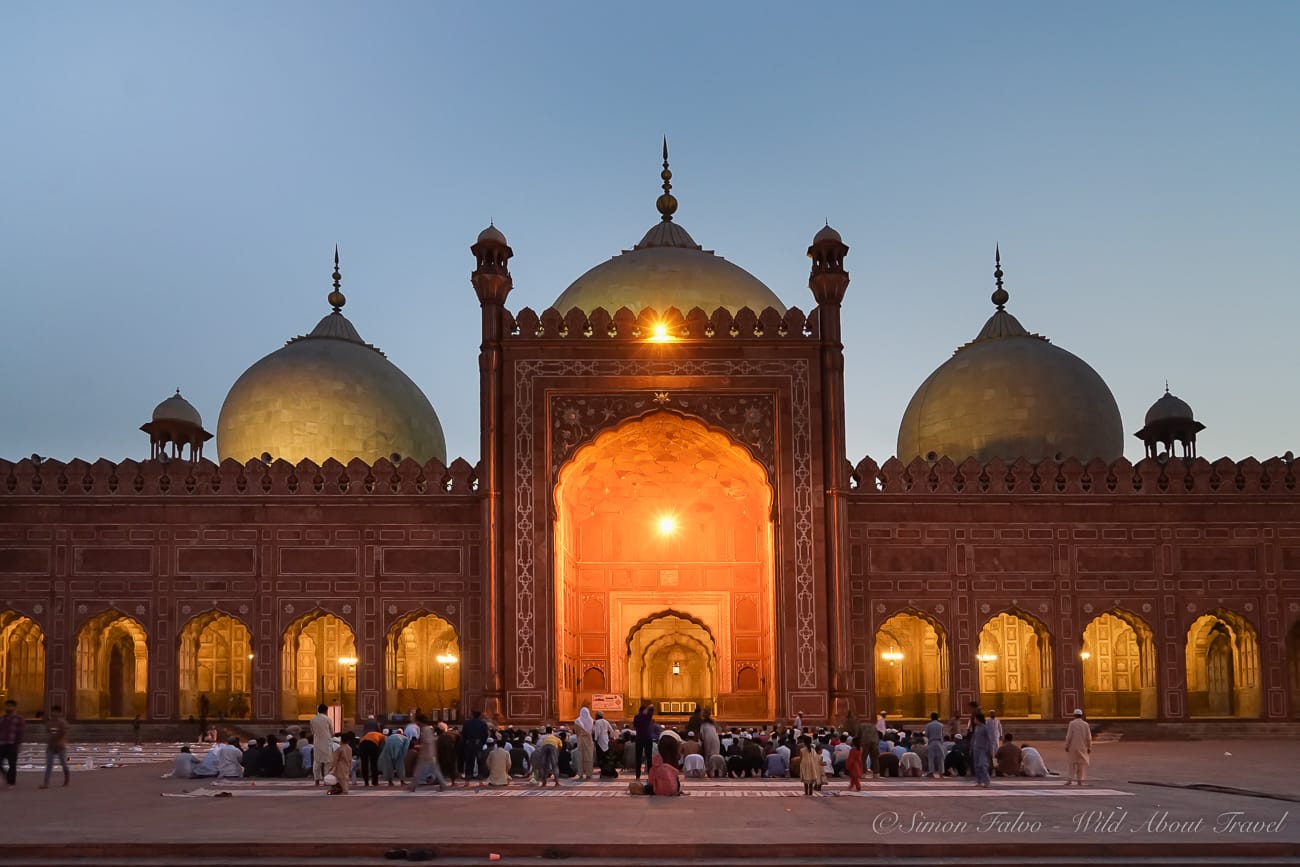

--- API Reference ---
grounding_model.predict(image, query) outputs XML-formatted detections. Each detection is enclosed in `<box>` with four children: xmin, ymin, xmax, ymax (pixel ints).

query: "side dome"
<box><xmin>1144</xmin><ymin>390</ymin><xmax>1194</xmax><ymax>426</ymax></box>
<box><xmin>217</xmin><ymin>256</ymin><xmax>447</xmax><ymax>466</ymax></box>
<box><xmin>897</xmin><ymin>255</ymin><xmax>1124</xmax><ymax>464</ymax></box>
<box><xmin>552</xmin><ymin>144</ymin><xmax>784</xmax><ymax>315</ymax></box>
<box><xmin>152</xmin><ymin>390</ymin><xmax>203</xmax><ymax>427</ymax></box>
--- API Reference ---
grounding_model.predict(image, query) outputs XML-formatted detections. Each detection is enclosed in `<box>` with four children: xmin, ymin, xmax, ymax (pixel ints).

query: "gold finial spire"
<box><xmin>327</xmin><ymin>245</ymin><xmax>347</xmax><ymax>312</ymax></box>
<box><xmin>991</xmin><ymin>244</ymin><xmax>1009</xmax><ymax>310</ymax></box>
<box><xmin>656</xmin><ymin>136</ymin><xmax>678</xmax><ymax>222</ymax></box>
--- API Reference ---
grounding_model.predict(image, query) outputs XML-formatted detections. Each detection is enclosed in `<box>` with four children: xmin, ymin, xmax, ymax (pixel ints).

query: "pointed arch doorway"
<box><xmin>553</xmin><ymin>411</ymin><xmax>777</xmax><ymax>722</ymax></box>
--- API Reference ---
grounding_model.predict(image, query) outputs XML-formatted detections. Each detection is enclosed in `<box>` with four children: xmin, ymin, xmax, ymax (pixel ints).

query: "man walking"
<box><xmin>1064</xmin><ymin>708</ymin><xmax>1093</xmax><ymax>786</ymax></box>
<box><xmin>408</xmin><ymin>714</ymin><xmax>448</xmax><ymax>792</ymax></box>
<box><xmin>0</xmin><ymin>699</ymin><xmax>23</xmax><ymax>787</ymax></box>
<box><xmin>309</xmin><ymin>703</ymin><xmax>334</xmax><ymax>787</ymax></box>
<box><xmin>40</xmin><ymin>704</ymin><xmax>70</xmax><ymax>788</ymax></box>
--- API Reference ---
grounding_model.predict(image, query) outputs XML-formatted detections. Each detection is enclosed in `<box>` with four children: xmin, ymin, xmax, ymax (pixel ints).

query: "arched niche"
<box><xmin>1186</xmin><ymin>610</ymin><xmax>1261</xmax><ymax>718</ymax></box>
<box><xmin>976</xmin><ymin>610</ymin><xmax>1054</xmax><ymax>719</ymax></box>
<box><xmin>280</xmin><ymin>610</ymin><xmax>356</xmax><ymax>721</ymax></box>
<box><xmin>177</xmin><ymin>611</ymin><xmax>253</xmax><ymax>719</ymax></box>
<box><xmin>1080</xmin><ymin>610</ymin><xmax>1157</xmax><ymax>718</ymax></box>
<box><xmin>873</xmin><ymin>609</ymin><xmax>950</xmax><ymax>720</ymax></box>
<box><xmin>626</xmin><ymin>612</ymin><xmax>716</xmax><ymax>717</ymax></box>
<box><xmin>75</xmin><ymin>610</ymin><xmax>148</xmax><ymax>720</ymax></box>
<box><xmin>385</xmin><ymin>610</ymin><xmax>460</xmax><ymax>717</ymax></box>
<box><xmin>0</xmin><ymin>610</ymin><xmax>46</xmax><ymax>714</ymax></box>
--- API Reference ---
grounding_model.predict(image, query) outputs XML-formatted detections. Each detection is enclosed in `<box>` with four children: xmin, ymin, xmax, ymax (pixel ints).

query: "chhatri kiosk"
<box><xmin>1</xmin><ymin>149</ymin><xmax>1297</xmax><ymax>728</ymax></box>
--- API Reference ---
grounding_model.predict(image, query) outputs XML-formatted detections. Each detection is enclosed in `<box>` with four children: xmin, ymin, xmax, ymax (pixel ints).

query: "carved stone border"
<box><xmin>513</xmin><ymin>358</ymin><xmax>814</xmax><ymax>691</ymax></box>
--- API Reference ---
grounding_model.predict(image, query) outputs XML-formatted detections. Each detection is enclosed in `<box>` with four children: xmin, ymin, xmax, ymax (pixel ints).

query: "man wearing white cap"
<box><xmin>1063</xmin><ymin>708</ymin><xmax>1092</xmax><ymax>786</ymax></box>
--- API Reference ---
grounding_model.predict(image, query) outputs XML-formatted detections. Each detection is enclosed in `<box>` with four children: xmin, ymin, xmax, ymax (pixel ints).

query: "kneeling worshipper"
<box><xmin>216</xmin><ymin>738</ymin><xmax>245</xmax><ymax>779</ymax></box>
<box><xmin>486</xmin><ymin>742</ymin><xmax>511</xmax><ymax>787</ymax></box>
<box><xmin>327</xmin><ymin>733</ymin><xmax>355</xmax><ymax>795</ymax></box>
<box><xmin>172</xmin><ymin>745</ymin><xmax>200</xmax><ymax>779</ymax></box>
<box><xmin>682</xmin><ymin>752</ymin><xmax>706</xmax><ymax>778</ymax></box>
<box><xmin>1020</xmin><ymin>743</ymin><xmax>1048</xmax><ymax>778</ymax></box>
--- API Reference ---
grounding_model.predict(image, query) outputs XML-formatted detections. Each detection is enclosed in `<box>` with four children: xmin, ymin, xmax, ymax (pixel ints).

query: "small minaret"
<box><xmin>808</xmin><ymin>222</ymin><xmax>853</xmax><ymax>722</ymax></box>
<box><xmin>1135</xmin><ymin>384</ymin><xmax>1205</xmax><ymax>459</ymax></box>
<box><xmin>141</xmin><ymin>389</ymin><xmax>212</xmax><ymax>461</ymax></box>
<box><xmin>472</xmin><ymin>222</ymin><xmax>513</xmax><ymax>723</ymax></box>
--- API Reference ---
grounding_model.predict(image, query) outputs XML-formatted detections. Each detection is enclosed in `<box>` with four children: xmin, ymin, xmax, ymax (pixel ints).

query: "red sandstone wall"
<box><xmin>0</xmin><ymin>456</ymin><xmax>483</xmax><ymax>722</ymax></box>
<box><xmin>845</xmin><ymin>455</ymin><xmax>1300</xmax><ymax>721</ymax></box>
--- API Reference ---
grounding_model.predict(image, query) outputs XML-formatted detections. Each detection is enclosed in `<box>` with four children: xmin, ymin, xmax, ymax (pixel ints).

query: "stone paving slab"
<box><xmin>0</xmin><ymin>739</ymin><xmax>1297</xmax><ymax>864</ymax></box>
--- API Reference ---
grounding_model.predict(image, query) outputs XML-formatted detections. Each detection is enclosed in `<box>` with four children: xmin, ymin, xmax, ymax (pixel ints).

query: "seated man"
<box><xmin>763</xmin><ymin>746</ymin><xmax>788</xmax><ymax>779</ymax></box>
<box><xmin>995</xmin><ymin>733</ymin><xmax>1023</xmax><ymax>777</ymax></box>
<box><xmin>216</xmin><ymin>738</ymin><xmax>245</xmax><ymax>779</ymax></box>
<box><xmin>172</xmin><ymin>745</ymin><xmax>200</xmax><ymax>779</ymax></box>
<box><xmin>899</xmin><ymin>750</ymin><xmax>922</xmax><ymax>777</ymax></box>
<box><xmin>1019</xmin><ymin>743</ymin><xmax>1048</xmax><ymax>778</ymax></box>
<box><xmin>682</xmin><ymin>752</ymin><xmax>706</xmax><ymax>778</ymax></box>
<box><xmin>486</xmin><ymin>742</ymin><xmax>511</xmax><ymax>787</ymax></box>
<box><xmin>192</xmin><ymin>745</ymin><xmax>222</xmax><ymax>778</ymax></box>
<box><xmin>647</xmin><ymin>754</ymin><xmax>682</xmax><ymax>796</ymax></box>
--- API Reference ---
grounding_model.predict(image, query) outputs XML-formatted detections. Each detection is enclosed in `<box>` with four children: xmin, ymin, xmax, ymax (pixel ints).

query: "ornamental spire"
<box><xmin>328</xmin><ymin>245</ymin><xmax>346</xmax><ymax>312</ymax></box>
<box><xmin>656</xmin><ymin>136</ymin><xmax>678</xmax><ymax>222</ymax></box>
<box><xmin>991</xmin><ymin>244</ymin><xmax>1008</xmax><ymax>310</ymax></box>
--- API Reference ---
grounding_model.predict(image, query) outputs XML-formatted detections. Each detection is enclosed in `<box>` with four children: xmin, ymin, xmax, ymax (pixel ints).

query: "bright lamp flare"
<box><xmin>657</xmin><ymin>515</ymin><xmax>678</xmax><ymax>535</ymax></box>
<box><xmin>649</xmin><ymin>322</ymin><xmax>674</xmax><ymax>343</ymax></box>
<box><xmin>436</xmin><ymin>653</ymin><xmax>458</xmax><ymax>665</ymax></box>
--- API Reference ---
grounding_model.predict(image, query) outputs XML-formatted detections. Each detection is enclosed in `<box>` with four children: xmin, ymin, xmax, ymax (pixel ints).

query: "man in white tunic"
<box><xmin>309</xmin><ymin>703</ymin><xmax>335</xmax><ymax>787</ymax></box>
<box><xmin>1063</xmin><ymin>709</ymin><xmax>1092</xmax><ymax>786</ymax></box>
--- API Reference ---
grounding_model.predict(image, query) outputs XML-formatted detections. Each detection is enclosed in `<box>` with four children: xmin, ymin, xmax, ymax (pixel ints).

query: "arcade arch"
<box><xmin>280</xmin><ymin>611</ymin><xmax>357</xmax><ymax>720</ymax></box>
<box><xmin>1186</xmin><ymin>610</ymin><xmax>1260</xmax><ymax>718</ymax></box>
<box><xmin>75</xmin><ymin>610</ymin><xmax>148</xmax><ymax>719</ymax></box>
<box><xmin>177</xmin><ymin>612</ymin><xmax>253</xmax><ymax>719</ymax></box>
<box><xmin>0</xmin><ymin>611</ymin><xmax>45</xmax><ymax>713</ymax></box>
<box><xmin>1080</xmin><ymin>610</ymin><xmax>1157</xmax><ymax>718</ymax></box>
<box><xmin>872</xmin><ymin>610</ymin><xmax>949</xmax><ymax>719</ymax></box>
<box><xmin>553</xmin><ymin>412</ymin><xmax>776</xmax><ymax>722</ymax></box>
<box><xmin>385</xmin><ymin>611</ymin><xmax>460</xmax><ymax>716</ymax></box>
<box><xmin>976</xmin><ymin>610</ymin><xmax>1053</xmax><ymax>718</ymax></box>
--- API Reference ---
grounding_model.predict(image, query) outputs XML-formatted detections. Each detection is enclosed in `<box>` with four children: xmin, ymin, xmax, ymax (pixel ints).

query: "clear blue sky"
<box><xmin>2</xmin><ymin>1</ymin><xmax>1296</xmax><ymax>465</ymax></box>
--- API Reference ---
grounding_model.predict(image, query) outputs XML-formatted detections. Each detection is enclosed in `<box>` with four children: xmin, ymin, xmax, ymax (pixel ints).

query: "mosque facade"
<box><xmin>2</xmin><ymin>156</ymin><xmax>1299</xmax><ymax>728</ymax></box>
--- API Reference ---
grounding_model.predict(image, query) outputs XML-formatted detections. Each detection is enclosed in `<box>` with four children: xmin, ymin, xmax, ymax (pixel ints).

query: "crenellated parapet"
<box><xmin>850</xmin><ymin>455</ymin><xmax>1299</xmax><ymax>496</ymax></box>
<box><xmin>503</xmin><ymin>305</ymin><xmax>819</xmax><ymax>341</ymax></box>
<box><xmin>0</xmin><ymin>456</ymin><xmax>482</xmax><ymax>497</ymax></box>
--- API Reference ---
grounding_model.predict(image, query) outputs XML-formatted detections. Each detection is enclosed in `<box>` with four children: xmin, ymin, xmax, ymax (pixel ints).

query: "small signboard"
<box><xmin>591</xmin><ymin>693</ymin><xmax>624</xmax><ymax>713</ymax></box>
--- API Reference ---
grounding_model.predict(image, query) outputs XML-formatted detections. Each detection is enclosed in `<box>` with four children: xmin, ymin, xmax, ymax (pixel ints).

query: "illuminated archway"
<box><xmin>280</xmin><ymin>611</ymin><xmax>357</xmax><ymax>720</ymax></box>
<box><xmin>627</xmin><ymin>612</ymin><xmax>717</xmax><ymax>715</ymax></box>
<box><xmin>385</xmin><ymin>611</ymin><xmax>460</xmax><ymax>716</ymax></box>
<box><xmin>873</xmin><ymin>610</ymin><xmax>949</xmax><ymax>719</ymax></box>
<box><xmin>0</xmin><ymin>611</ymin><xmax>45</xmax><ymax>714</ymax></box>
<box><xmin>177</xmin><ymin>612</ymin><xmax>253</xmax><ymax>719</ymax></box>
<box><xmin>75</xmin><ymin>610</ymin><xmax>148</xmax><ymax>720</ymax></box>
<box><xmin>976</xmin><ymin>610</ymin><xmax>1054</xmax><ymax>718</ymax></box>
<box><xmin>553</xmin><ymin>411</ymin><xmax>776</xmax><ymax>721</ymax></box>
<box><xmin>1186</xmin><ymin>610</ymin><xmax>1260</xmax><ymax>718</ymax></box>
<box><xmin>1080</xmin><ymin>610</ymin><xmax>1156</xmax><ymax>718</ymax></box>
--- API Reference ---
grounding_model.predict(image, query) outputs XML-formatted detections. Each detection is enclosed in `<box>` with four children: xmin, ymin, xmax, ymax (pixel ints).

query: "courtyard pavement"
<box><xmin>2</xmin><ymin>738</ymin><xmax>1298</xmax><ymax>864</ymax></box>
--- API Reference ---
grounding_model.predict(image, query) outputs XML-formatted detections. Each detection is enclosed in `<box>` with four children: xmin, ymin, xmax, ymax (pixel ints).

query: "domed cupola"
<box><xmin>216</xmin><ymin>249</ymin><xmax>447</xmax><ymax>466</ymax></box>
<box><xmin>141</xmin><ymin>389</ymin><xmax>212</xmax><ymax>461</ymax></box>
<box><xmin>551</xmin><ymin>140</ymin><xmax>785</xmax><ymax>316</ymax></box>
<box><xmin>897</xmin><ymin>249</ymin><xmax>1124</xmax><ymax>464</ymax></box>
<box><xmin>1134</xmin><ymin>384</ymin><xmax>1205</xmax><ymax>459</ymax></box>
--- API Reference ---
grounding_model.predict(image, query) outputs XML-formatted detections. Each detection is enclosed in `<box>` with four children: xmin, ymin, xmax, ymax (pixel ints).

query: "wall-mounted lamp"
<box><xmin>672</xmin><ymin>661</ymin><xmax>681</xmax><ymax>676</ymax></box>
<box><xmin>976</xmin><ymin>653</ymin><xmax>998</xmax><ymax>663</ymax></box>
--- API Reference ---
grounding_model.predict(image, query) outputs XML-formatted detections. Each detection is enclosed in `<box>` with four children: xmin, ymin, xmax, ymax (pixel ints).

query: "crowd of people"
<box><xmin>159</xmin><ymin>699</ymin><xmax>1094</xmax><ymax>797</ymax></box>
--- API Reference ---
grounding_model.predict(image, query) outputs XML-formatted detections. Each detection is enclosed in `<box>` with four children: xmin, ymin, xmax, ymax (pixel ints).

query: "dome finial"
<box><xmin>991</xmin><ymin>244</ymin><xmax>1009</xmax><ymax>310</ymax></box>
<box><xmin>1165</xmin><ymin>379</ymin><xmax>1170</xmax><ymax>394</ymax></box>
<box><xmin>327</xmin><ymin>245</ymin><xmax>347</xmax><ymax>313</ymax></box>
<box><xmin>656</xmin><ymin>136</ymin><xmax>678</xmax><ymax>222</ymax></box>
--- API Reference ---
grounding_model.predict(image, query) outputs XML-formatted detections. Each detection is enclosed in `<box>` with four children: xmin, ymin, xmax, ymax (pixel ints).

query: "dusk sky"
<box><xmin>2</xmin><ymin>2</ymin><xmax>1296</xmax><ymax>466</ymax></box>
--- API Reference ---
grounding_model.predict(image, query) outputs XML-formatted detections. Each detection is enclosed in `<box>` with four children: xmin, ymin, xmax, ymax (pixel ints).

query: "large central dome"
<box><xmin>552</xmin><ymin>145</ymin><xmax>784</xmax><ymax>315</ymax></box>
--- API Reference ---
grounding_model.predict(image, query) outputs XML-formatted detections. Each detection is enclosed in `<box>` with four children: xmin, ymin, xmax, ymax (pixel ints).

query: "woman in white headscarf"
<box><xmin>574</xmin><ymin>707</ymin><xmax>596</xmax><ymax>781</ymax></box>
